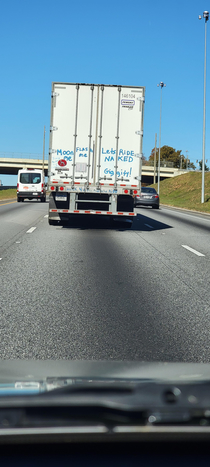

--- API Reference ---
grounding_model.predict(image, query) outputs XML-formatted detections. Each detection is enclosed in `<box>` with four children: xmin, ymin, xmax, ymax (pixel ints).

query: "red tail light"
<box><xmin>124</xmin><ymin>189</ymin><xmax>128</xmax><ymax>194</ymax></box>
<box><xmin>17</xmin><ymin>183</ymin><xmax>19</xmax><ymax>192</ymax></box>
<box><xmin>154</xmin><ymin>195</ymin><xmax>159</xmax><ymax>199</ymax></box>
<box><xmin>51</xmin><ymin>186</ymin><xmax>55</xmax><ymax>191</ymax></box>
<box><xmin>133</xmin><ymin>190</ymin><xmax>138</xmax><ymax>194</ymax></box>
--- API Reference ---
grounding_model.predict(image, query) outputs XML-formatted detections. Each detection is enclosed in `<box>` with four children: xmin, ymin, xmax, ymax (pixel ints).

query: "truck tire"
<box><xmin>17</xmin><ymin>197</ymin><xmax>20</xmax><ymax>202</ymax></box>
<box><xmin>41</xmin><ymin>197</ymin><xmax>46</xmax><ymax>202</ymax></box>
<box><xmin>49</xmin><ymin>219</ymin><xmax>58</xmax><ymax>225</ymax></box>
<box><xmin>117</xmin><ymin>195</ymin><xmax>134</xmax><ymax>213</ymax></box>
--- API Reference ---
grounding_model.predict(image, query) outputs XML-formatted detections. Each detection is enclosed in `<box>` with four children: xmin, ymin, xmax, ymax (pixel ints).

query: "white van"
<box><xmin>17</xmin><ymin>168</ymin><xmax>46</xmax><ymax>202</ymax></box>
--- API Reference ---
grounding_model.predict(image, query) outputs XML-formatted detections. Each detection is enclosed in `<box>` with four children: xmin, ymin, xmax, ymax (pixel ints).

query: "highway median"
<box><xmin>0</xmin><ymin>188</ymin><xmax>17</xmax><ymax>201</ymax></box>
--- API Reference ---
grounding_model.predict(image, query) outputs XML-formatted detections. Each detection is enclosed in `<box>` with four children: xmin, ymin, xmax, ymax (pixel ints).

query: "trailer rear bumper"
<box><xmin>49</xmin><ymin>209</ymin><xmax>136</xmax><ymax>217</ymax></box>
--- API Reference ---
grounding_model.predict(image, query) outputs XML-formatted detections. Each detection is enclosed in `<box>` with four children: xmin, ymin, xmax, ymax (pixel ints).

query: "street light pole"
<box><xmin>199</xmin><ymin>11</ymin><xmax>209</xmax><ymax>203</ymax></box>
<box><xmin>186</xmin><ymin>150</ymin><xmax>189</xmax><ymax>170</ymax></box>
<box><xmin>154</xmin><ymin>133</ymin><xmax>157</xmax><ymax>184</ymax></box>
<box><xmin>157</xmin><ymin>82</ymin><xmax>166</xmax><ymax>194</ymax></box>
<box><xmin>180</xmin><ymin>154</ymin><xmax>183</xmax><ymax>170</ymax></box>
<box><xmin>42</xmin><ymin>125</ymin><xmax>46</xmax><ymax>174</ymax></box>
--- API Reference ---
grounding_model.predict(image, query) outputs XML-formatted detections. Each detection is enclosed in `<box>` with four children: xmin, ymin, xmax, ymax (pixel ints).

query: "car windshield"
<box><xmin>0</xmin><ymin>0</ymin><xmax>210</xmax><ymax>418</ymax></box>
<box><xmin>141</xmin><ymin>188</ymin><xmax>157</xmax><ymax>193</ymax></box>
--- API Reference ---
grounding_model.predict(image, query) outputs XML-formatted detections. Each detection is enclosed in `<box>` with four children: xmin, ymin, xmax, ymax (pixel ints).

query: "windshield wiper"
<box><xmin>0</xmin><ymin>380</ymin><xmax>210</xmax><ymax>430</ymax></box>
<box><xmin>0</xmin><ymin>380</ymin><xmax>210</xmax><ymax>443</ymax></box>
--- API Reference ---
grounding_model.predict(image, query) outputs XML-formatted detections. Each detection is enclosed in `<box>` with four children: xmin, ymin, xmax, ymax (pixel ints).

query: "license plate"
<box><xmin>33</xmin><ymin>193</ymin><xmax>38</xmax><ymax>195</ymax></box>
<box><xmin>144</xmin><ymin>196</ymin><xmax>152</xmax><ymax>199</ymax></box>
<box><xmin>55</xmin><ymin>196</ymin><xmax>67</xmax><ymax>202</ymax></box>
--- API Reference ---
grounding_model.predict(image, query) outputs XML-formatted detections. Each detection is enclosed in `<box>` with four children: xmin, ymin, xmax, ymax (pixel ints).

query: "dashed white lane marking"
<box><xmin>44</xmin><ymin>215</ymin><xmax>48</xmax><ymax>218</ymax></box>
<box><xmin>0</xmin><ymin>258</ymin><xmax>2</xmax><ymax>261</ymax></box>
<box><xmin>144</xmin><ymin>224</ymin><xmax>154</xmax><ymax>229</ymax></box>
<box><xmin>182</xmin><ymin>245</ymin><xmax>205</xmax><ymax>257</ymax></box>
<box><xmin>26</xmin><ymin>227</ymin><xmax>37</xmax><ymax>234</ymax></box>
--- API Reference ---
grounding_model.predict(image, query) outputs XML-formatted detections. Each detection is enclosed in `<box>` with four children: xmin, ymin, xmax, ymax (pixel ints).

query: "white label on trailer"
<box><xmin>76</xmin><ymin>163</ymin><xmax>87</xmax><ymax>173</ymax></box>
<box><xmin>121</xmin><ymin>99</ymin><xmax>135</xmax><ymax>108</ymax></box>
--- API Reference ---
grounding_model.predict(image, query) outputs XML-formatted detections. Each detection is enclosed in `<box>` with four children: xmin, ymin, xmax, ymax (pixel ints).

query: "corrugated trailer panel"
<box><xmin>49</xmin><ymin>83</ymin><xmax>144</xmax><ymax>189</ymax></box>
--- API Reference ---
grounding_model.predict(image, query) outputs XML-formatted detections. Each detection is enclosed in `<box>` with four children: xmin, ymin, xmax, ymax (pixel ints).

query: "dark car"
<box><xmin>134</xmin><ymin>187</ymin><xmax>159</xmax><ymax>209</ymax></box>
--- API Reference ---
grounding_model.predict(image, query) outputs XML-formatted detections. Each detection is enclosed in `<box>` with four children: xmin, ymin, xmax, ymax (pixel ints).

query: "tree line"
<box><xmin>144</xmin><ymin>146</ymin><xmax>209</xmax><ymax>171</ymax></box>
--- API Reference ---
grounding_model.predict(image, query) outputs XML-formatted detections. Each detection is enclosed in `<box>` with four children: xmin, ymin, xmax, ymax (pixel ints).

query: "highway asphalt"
<box><xmin>1</xmin><ymin>199</ymin><xmax>210</xmax><ymax>361</ymax></box>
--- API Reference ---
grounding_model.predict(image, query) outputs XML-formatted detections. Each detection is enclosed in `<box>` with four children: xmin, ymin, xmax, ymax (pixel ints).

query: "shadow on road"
<box><xmin>21</xmin><ymin>199</ymin><xmax>49</xmax><ymax>204</ymax></box>
<box><xmin>57</xmin><ymin>213</ymin><xmax>172</xmax><ymax>232</ymax></box>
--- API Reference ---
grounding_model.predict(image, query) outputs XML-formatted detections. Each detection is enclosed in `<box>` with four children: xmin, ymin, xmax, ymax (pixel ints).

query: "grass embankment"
<box><xmin>0</xmin><ymin>189</ymin><xmax>17</xmax><ymax>200</ymax></box>
<box><xmin>151</xmin><ymin>171</ymin><xmax>210</xmax><ymax>213</ymax></box>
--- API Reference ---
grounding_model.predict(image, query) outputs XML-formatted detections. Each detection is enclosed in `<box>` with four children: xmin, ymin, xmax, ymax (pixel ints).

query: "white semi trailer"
<box><xmin>48</xmin><ymin>83</ymin><xmax>145</xmax><ymax>225</ymax></box>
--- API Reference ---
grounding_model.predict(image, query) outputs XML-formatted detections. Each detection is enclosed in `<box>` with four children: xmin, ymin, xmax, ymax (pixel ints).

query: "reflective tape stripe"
<box><xmin>49</xmin><ymin>209</ymin><xmax>136</xmax><ymax>216</ymax></box>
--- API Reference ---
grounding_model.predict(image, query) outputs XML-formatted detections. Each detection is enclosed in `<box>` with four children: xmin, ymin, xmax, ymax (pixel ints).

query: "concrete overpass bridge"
<box><xmin>0</xmin><ymin>157</ymin><xmax>48</xmax><ymax>176</ymax></box>
<box><xmin>141</xmin><ymin>165</ymin><xmax>188</xmax><ymax>184</ymax></box>
<box><xmin>0</xmin><ymin>156</ymin><xmax>188</xmax><ymax>183</ymax></box>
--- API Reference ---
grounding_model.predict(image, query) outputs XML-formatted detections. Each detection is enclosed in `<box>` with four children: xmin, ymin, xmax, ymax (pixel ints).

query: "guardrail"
<box><xmin>0</xmin><ymin>186</ymin><xmax>16</xmax><ymax>190</ymax></box>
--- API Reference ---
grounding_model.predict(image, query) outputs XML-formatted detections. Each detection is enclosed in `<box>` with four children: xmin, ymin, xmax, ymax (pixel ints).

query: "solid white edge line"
<box><xmin>182</xmin><ymin>245</ymin><xmax>205</xmax><ymax>257</ymax></box>
<box><xmin>26</xmin><ymin>227</ymin><xmax>37</xmax><ymax>234</ymax></box>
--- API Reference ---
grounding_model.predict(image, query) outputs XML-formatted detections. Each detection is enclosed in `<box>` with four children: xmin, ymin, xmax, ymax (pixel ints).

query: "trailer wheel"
<box><xmin>49</xmin><ymin>219</ymin><xmax>58</xmax><ymax>226</ymax></box>
<box><xmin>117</xmin><ymin>195</ymin><xmax>134</xmax><ymax>213</ymax></box>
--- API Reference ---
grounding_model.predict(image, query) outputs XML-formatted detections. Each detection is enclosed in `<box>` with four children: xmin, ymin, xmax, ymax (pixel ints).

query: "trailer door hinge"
<box><xmin>51</xmin><ymin>92</ymin><xmax>59</xmax><ymax>98</ymax></box>
<box><xmin>50</xmin><ymin>126</ymin><xmax>58</xmax><ymax>132</ymax></box>
<box><xmin>49</xmin><ymin>149</ymin><xmax>56</xmax><ymax>154</ymax></box>
<box><xmin>137</xmin><ymin>97</ymin><xmax>145</xmax><ymax>103</ymax></box>
<box><xmin>134</xmin><ymin>153</ymin><xmax>143</xmax><ymax>158</ymax></box>
<box><xmin>135</xmin><ymin>130</ymin><xmax>143</xmax><ymax>136</ymax></box>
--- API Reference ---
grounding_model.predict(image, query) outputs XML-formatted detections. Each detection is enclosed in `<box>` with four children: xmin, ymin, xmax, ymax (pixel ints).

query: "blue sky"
<box><xmin>0</xmin><ymin>0</ymin><xmax>209</xmax><ymax>184</ymax></box>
